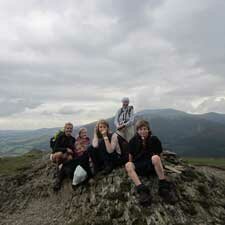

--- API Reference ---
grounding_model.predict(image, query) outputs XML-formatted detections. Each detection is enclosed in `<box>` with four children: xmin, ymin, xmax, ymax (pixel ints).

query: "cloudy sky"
<box><xmin>0</xmin><ymin>0</ymin><xmax>225</xmax><ymax>130</ymax></box>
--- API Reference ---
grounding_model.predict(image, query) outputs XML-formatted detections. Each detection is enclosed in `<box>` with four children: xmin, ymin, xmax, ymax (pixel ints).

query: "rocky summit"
<box><xmin>0</xmin><ymin>151</ymin><xmax>225</xmax><ymax>225</ymax></box>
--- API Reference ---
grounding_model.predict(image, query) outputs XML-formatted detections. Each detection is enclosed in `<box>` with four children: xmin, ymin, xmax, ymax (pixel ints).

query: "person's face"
<box><xmin>65</xmin><ymin>125</ymin><xmax>73</xmax><ymax>136</ymax></box>
<box><xmin>77</xmin><ymin>145</ymin><xmax>85</xmax><ymax>152</ymax></box>
<box><xmin>80</xmin><ymin>130</ymin><xmax>87</xmax><ymax>139</ymax></box>
<box><xmin>122</xmin><ymin>101</ymin><xmax>129</xmax><ymax>108</ymax></box>
<box><xmin>98</xmin><ymin>123</ymin><xmax>108</xmax><ymax>134</ymax></box>
<box><xmin>137</xmin><ymin>126</ymin><xmax>149</xmax><ymax>139</ymax></box>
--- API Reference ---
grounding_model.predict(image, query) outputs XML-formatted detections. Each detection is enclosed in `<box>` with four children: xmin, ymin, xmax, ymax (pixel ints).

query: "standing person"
<box><xmin>114</xmin><ymin>97</ymin><xmax>135</xmax><ymax>142</ymax></box>
<box><xmin>125</xmin><ymin>120</ymin><xmax>175</xmax><ymax>206</ymax></box>
<box><xmin>88</xmin><ymin>119</ymin><xmax>125</xmax><ymax>175</ymax></box>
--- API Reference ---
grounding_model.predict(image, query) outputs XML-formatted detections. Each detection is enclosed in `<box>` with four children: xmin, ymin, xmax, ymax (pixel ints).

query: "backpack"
<box><xmin>50</xmin><ymin>129</ymin><xmax>64</xmax><ymax>150</ymax></box>
<box><xmin>118</xmin><ymin>105</ymin><xmax>133</xmax><ymax>123</ymax></box>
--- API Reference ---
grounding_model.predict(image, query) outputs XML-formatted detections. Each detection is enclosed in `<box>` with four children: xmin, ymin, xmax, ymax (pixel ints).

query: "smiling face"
<box><xmin>79</xmin><ymin>129</ymin><xmax>87</xmax><ymax>139</ymax></box>
<box><xmin>64</xmin><ymin>123</ymin><xmax>73</xmax><ymax>136</ymax></box>
<box><xmin>137</xmin><ymin>125</ymin><xmax>149</xmax><ymax>139</ymax></box>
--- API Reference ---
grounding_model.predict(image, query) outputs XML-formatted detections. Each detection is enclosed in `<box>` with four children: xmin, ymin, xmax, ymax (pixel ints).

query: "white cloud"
<box><xmin>0</xmin><ymin>0</ymin><xmax>225</xmax><ymax>129</ymax></box>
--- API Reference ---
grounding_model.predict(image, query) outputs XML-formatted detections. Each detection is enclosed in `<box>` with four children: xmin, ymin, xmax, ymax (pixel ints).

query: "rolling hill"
<box><xmin>1</xmin><ymin>109</ymin><xmax>225</xmax><ymax>157</ymax></box>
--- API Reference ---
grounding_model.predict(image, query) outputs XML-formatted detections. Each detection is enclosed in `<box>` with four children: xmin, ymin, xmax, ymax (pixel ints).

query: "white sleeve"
<box><xmin>111</xmin><ymin>133</ymin><xmax>118</xmax><ymax>151</ymax></box>
<box><xmin>124</xmin><ymin>107</ymin><xmax>134</xmax><ymax>127</ymax></box>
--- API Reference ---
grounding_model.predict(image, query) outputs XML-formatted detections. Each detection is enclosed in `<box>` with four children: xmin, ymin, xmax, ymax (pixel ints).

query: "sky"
<box><xmin>0</xmin><ymin>0</ymin><xmax>225</xmax><ymax>130</ymax></box>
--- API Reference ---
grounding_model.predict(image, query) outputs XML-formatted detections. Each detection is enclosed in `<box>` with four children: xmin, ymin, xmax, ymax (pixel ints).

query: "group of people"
<box><xmin>50</xmin><ymin>97</ymin><xmax>175</xmax><ymax>206</ymax></box>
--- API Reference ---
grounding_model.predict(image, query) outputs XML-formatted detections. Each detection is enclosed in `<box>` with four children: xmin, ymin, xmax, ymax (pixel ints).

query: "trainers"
<box><xmin>136</xmin><ymin>184</ymin><xmax>152</xmax><ymax>207</ymax></box>
<box><xmin>158</xmin><ymin>180</ymin><xmax>177</xmax><ymax>204</ymax></box>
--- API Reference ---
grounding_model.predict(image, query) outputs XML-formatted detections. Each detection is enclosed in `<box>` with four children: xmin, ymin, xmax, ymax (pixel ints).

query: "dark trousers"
<box><xmin>88</xmin><ymin>145</ymin><xmax>124</xmax><ymax>171</ymax></box>
<box><xmin>61</xmin><ymin>151</ymin><xmax>92</xmax><ymax>179</ymax></box>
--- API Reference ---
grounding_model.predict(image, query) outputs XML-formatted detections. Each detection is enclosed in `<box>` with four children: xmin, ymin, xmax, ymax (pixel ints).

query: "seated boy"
<box><xmin>125</xmin><ymin>120</ymin><xmax>175</xmax><ymax>206</ymax></box>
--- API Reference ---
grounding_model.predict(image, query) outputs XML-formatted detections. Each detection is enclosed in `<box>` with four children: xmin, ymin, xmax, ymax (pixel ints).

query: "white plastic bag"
<box><xmin>72</xmin><ymin>165</ymin><xmax>87</xmax><ymax>186</ymax></box>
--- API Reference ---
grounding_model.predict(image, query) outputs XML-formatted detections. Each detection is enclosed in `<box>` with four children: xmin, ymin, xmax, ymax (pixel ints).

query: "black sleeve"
<box><xmin>53</xmin><ymin>134</ymin><xmax>67</xmax><ymax>154</ymax></box>
<box><xmin>70</xmin><ymin>137</ymin><xmax>76</xmax><ymax>150</ymax></box>
<box><xmin>128</xmin><ymin>136</ymin><xmax>136</xmax><ymax>157</ymax></box>
<box><xmin>150</xmin><ymin>136</ymin><xmax>163</xmax><ymax>155</ymax></box>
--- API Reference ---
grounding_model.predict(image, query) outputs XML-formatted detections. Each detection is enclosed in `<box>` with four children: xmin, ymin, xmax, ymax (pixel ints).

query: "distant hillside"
<box><xmin>0</xmin><ymin>128</ymin><xmax>60</xmax><ymax>156</ymax></box>
<box><xmin>197</xmin><ymin>112</ymin><xmax>225</xmax><ymax>124</ymax></box>
<box><xmin>1</xmin><ymin>108</ymin><xmax>225</xmax><ymax>157</ymax></box>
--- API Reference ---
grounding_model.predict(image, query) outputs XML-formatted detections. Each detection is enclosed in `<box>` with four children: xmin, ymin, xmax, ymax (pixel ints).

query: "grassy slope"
<box><xmin>183</xmin><ymin>157</ymin><xmax>225</xmax><ymax>169</ymax></box>
<box><xmin>0</xmin><ymin>150</ymin><xmax>44</xmax><ymax>176</ymax></box>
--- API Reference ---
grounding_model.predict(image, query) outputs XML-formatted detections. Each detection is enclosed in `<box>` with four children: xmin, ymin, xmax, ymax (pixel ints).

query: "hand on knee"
<box><xmin>67</xmin><ymin>155</ymin><xmax>73</xmax><ymax>161</ymax></box>
<box><xmin>54</xmin><ymin>152</ymin><xmax>63</xmax><ymax>163</ymax></box>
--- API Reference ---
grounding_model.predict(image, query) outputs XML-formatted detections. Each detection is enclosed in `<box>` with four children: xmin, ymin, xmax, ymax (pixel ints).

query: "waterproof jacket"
<box><xmin>53</xmin><ymin>132</ymin><xmax>76</xmax><ymax>154</ymax></box>
<box><xmin>128</xmin><ymin>134</ymin><xmax>162</xmax><ymax>162</ymax></box>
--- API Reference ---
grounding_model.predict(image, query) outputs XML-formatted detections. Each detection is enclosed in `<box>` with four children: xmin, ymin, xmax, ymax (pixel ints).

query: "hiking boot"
<box><xmin>136</xmin><ymin>184</ymin><xmax>152</xmax><ymax>207</ymax></box>
<box><xmin>52</xmin><ymin>166</ymin><xmax>58</xmax><ymax>179</ymax></box>
<box><xmin>53</xmin><ymin>177</ymin><xmax>62</xmax><ymax>192</ymax></box>
<box><xmin>158</xmin><ymin>180</ymin><xmax>177</xmax><ymax>204</ymax></box>
<box><xmin>53</xmin><ymin>170</ymin><xmax>64</xmax><ymax>192</ymax></box>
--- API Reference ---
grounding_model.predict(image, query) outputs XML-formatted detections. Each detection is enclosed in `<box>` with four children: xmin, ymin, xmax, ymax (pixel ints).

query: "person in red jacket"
<box><xmin>74</xmin><ymin>127</ymin><xmax>90</xmax><ymax>157</ymax></box>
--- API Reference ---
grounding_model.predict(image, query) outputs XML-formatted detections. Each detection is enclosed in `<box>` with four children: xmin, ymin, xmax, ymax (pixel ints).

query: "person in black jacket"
<box><xmin>88</xmin><ymin>119</ymin><xmax>125</xmax><ymax>175</ymax></box>
<box><xmin>51</xmin><ymin>122</ymin><xmax>76</xmax><ymax>191</ymax></box>
<box><xmin>125</xmin><ymin>120</ymin><xmax>175</xmax><ymax>206</ymax></box>
<box><xmin>51</xmin><ymin>122</ymin><xmax>76</xmax><ymax>164</ymax></box>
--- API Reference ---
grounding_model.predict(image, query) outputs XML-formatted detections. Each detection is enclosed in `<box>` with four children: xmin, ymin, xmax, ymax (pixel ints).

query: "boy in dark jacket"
<box><xmin>125</xmin><ymin>120</ymin><xmax>175</xmax><ymax>206</ymax></box>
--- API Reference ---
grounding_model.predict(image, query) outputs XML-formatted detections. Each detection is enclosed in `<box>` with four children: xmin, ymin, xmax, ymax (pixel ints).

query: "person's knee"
<box><xmin>67</xmin><ymin>154</ymin><xmax>73</xmax><ymax>161</ymax></box>
<box><xmin>151</xmin><ymin>155</ymin><xmax>161</xmax><ymax>165</ymax></box>
<box><xmin>52</xmin><ymin>152</ymin><xmax>63</xmax><ymax>163</ymax></box>
<box><xmin>125</xmin><ymin>162</ymin><xmax>134</xmax><ymax>173</ymax></box>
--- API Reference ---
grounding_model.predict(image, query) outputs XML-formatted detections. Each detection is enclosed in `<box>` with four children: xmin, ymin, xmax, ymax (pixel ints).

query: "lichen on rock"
<box><xmin>0</xmin><ymin>151</ymin><xmax>225</xmax><ymax>225</ymax></box>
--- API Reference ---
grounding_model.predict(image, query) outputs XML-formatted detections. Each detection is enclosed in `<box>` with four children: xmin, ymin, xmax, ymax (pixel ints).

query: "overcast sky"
<box><xmin>0</xmin><ymin>0</ymin><xmax>225</xmax><ymax>130</ymax></box>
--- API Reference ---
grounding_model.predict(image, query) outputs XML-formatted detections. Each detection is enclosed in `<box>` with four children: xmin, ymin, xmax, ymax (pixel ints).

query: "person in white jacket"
<box><xmin>114</xmin><ymin>97</ymin><xmax>135</xmax><ymax>142</ymax></box>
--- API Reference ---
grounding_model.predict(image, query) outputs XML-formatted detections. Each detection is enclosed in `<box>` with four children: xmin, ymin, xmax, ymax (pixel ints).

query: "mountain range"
<box><xmin>1</xmin><ymin>108</ymin><xmax>225</xmax><ymax>157</ymax></box>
